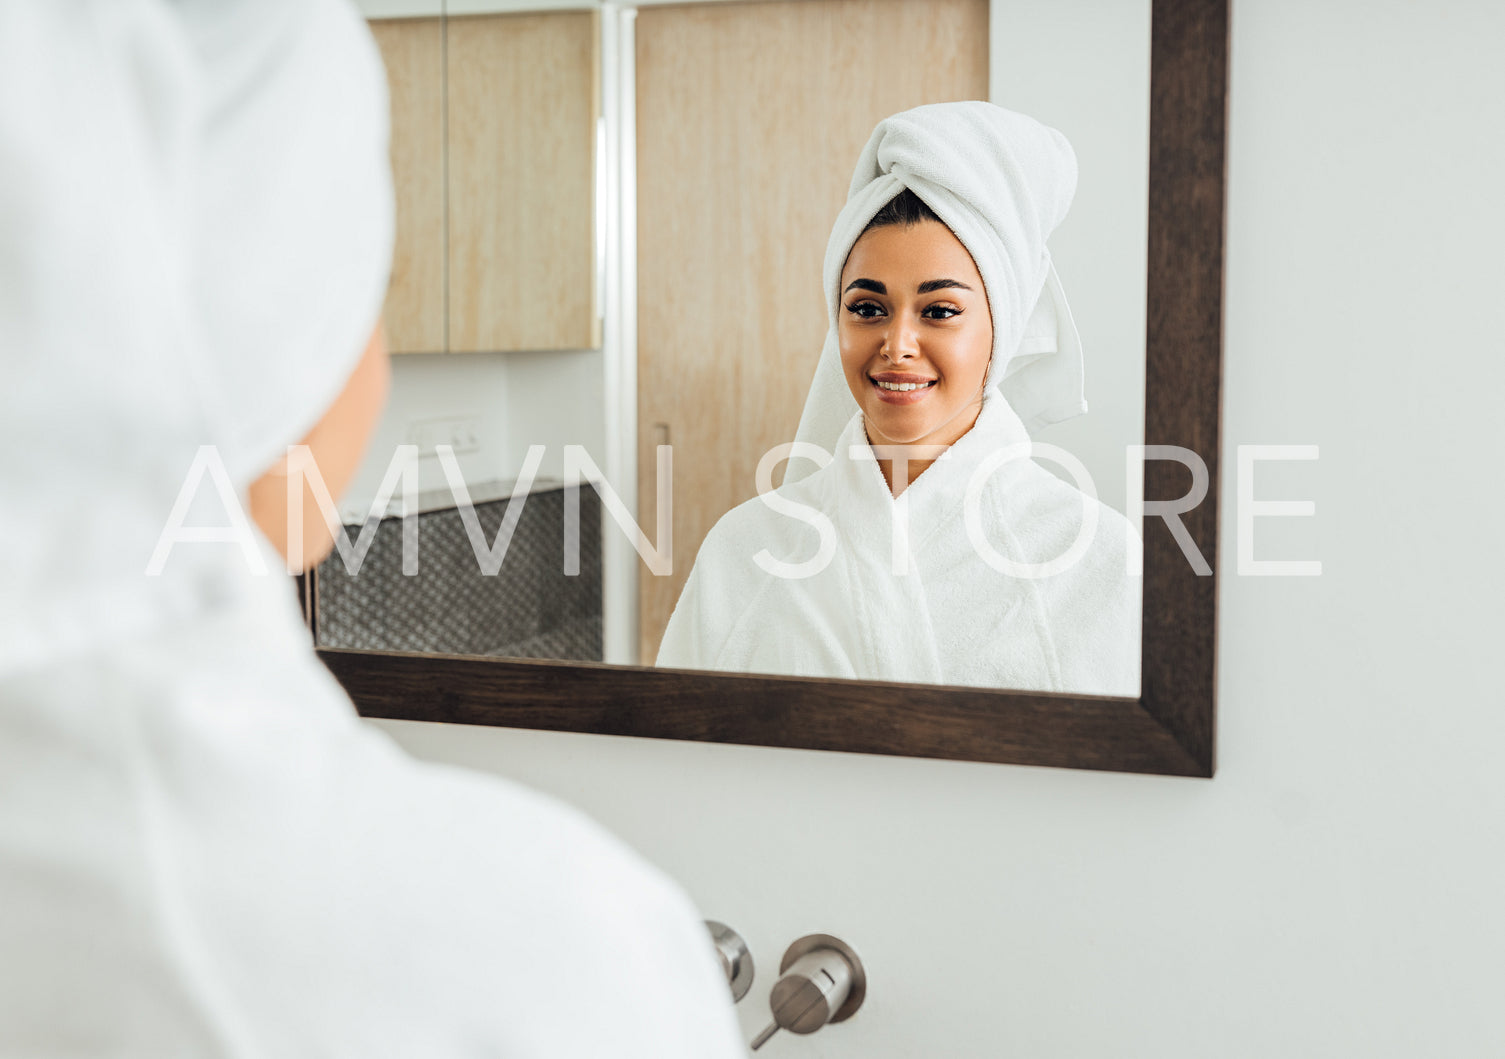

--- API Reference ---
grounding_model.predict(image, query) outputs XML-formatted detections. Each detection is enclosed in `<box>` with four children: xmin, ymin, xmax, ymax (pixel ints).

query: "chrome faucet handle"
<box><xmin>750</xmin><ymin>934</ymin><xmax>866</xmax><ymax>1051</ymax></box>
<box><xmin>705</xmin><ymin>920</ymin><xmax>755</xmax><ymax>1003</ymax></box>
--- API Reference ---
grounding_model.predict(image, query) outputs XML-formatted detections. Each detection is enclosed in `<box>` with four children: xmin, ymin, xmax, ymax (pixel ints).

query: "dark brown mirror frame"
<box><xmin>305</xmin><ymin>0</ymin><xmax>1227</xmax><ymax>779</ymax></box>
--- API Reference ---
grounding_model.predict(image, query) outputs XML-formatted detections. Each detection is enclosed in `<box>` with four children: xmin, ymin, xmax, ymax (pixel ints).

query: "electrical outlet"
<box><xmin>411</xmin><ymin>416</ymin><xmax>480</xmax><ymax>456</ymax></box>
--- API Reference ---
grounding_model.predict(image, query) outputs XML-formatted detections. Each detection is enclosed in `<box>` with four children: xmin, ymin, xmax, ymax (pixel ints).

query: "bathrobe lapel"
<box><xmin>823</xmin><ymin>414</ymin><xmax>947</xmax><ymax>685</ymax></box>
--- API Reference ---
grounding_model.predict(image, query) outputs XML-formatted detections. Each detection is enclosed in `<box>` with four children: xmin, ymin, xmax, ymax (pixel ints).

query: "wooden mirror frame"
<box><xmin>307</xmin><ymin>0</ymin><xmax>1227</xmax><ymax>778</ymax></box>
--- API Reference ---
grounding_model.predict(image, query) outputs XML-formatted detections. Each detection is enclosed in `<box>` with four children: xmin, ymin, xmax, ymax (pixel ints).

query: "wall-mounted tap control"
<box><xmin>750</xmin><ymin>934</ymin><xmax>866</xmax><ymax>1051</ymax></box>
<box><xmin>705</xmin><ymin>920</ymin><xmax>754</xmax><ymax>1003</ymax></box>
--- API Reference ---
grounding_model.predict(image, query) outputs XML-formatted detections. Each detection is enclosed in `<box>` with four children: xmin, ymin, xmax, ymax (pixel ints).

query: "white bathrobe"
<box><xmin>0</xmin><ymin>2</ymin><xmax>742</xmax><ymax>1055</ymax></box>
<box><xmin>657</xmin><ymin>391</ymin><xmax>1141</xmax><ymax>696</ymax></box>
<box><xmin>0</xmin><ymin>554</ymin><xmax>745</xmax><ymax>1056</ymax></box>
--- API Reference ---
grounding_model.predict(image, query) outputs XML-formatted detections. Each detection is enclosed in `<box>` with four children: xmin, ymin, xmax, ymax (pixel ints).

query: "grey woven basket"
<box><xmin>315</xmin><ymin>484</ymin><xmax>602</xmax><ymax>662</ymax></box>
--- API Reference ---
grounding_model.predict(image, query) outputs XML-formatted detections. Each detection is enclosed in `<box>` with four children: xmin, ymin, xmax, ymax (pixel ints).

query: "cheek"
<box><xmin>935</xmin><ymin>330</ymin><xmax>990</xmax><ymax>386</ymax></box>
<box><xmin>960</xmin><ymin>322</ymin><xmax>993</xmax><ymax>385</ymax></box>
<box><xmin>838</xmin><ymin>328</ymin><xmax>868</xmax><ymax>376</ymax></box>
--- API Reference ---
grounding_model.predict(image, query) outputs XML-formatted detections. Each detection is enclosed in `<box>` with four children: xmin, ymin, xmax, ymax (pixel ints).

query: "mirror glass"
<box><xmin>318</xmin><ymin>0</ymin><xmax>1150</xmax><ymax>700</ymax></box>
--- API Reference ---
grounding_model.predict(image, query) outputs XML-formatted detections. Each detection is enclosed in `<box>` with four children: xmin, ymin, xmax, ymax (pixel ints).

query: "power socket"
<box><xmin>410</xmin><ymin>416</ymin><xmax>480</xmax><ymax>456</ymax></box>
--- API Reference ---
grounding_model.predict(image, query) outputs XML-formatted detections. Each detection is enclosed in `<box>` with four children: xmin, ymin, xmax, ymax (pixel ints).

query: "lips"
<box><xmin>868</xmin><ymin>371</ymin><xmax>937</xmax><ymax>405</ymax></box>
<box><xmin>869</xmin><ymin>372</ymin><xmax>937</xmax><ymax>387</ymax></box>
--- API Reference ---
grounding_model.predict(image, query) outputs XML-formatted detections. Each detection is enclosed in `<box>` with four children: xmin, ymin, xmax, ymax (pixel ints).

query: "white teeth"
<box><xmin>876</xmin><ymin>380</ymin><xmax>930</xmax><ymax>391</ymax></box>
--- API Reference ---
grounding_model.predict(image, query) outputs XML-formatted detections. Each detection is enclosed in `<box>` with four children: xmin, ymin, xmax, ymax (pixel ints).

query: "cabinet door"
<box><xmin>446</xmin><ymin>11</ymin><xmax>600</xmax><ymax>354</ymax></box>
<box><xmin>635</xmin><ymin>0</ymin><xmax>989</xmax><ymax>663</ymax></box>
<box><xmin>369</xmin><ymin>18</ymin><xmax>446</xmax><ymax>355</ymax></box>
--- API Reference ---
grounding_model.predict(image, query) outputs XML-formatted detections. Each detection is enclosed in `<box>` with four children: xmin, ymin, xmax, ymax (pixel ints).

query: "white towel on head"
<box><xmin>791</xmin><ymin>100</ymin><xmax>1087</xmax><ymax>473</ymax></box>
<box><xmin>0</xmin><ymin>0</ymin><xmax>395</xmax><ymax>676</ymax></box>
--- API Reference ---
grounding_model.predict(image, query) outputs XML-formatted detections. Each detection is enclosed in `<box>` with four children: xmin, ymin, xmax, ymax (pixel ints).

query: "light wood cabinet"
<box><xmin>447</xmin><ymin>12</ymin><xmax>600</xmax><ymax>353</ymax></box>
<box><xmin>635</xmin><ymin>0</ymin><xmax>989</xmax><ymax>663</ymax></box>
<box><xmin>369</xmin><ymin>18</ymin><xmax>446</xmax><ymax>354</ymax></box>
<box><xmin>370</xmin><ymin>11</ymin><xmax>600</xmax><ymax>355</ymax></box>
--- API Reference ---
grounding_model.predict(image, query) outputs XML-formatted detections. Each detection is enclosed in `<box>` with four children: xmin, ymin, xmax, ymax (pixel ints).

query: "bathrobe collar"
<box><xmin>784</xmin><ymin>388</ymin><xmax>1033</xmax><ymax>685</ymax></box>
<box><xmin>820</xmin><ymin>385</ymin><xmax>1035</xmax><ymax>555</ymax></box>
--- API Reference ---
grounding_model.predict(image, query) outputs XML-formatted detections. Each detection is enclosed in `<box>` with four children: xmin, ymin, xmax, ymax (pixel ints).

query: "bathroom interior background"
<box><xmin>343</xmin><ymin>0</ymin><xmax>1149</xmax><ymax>674</ymax></box>
<box><xmin>346</xmin><ymin>0</ymin><xmax>1503</xmax><ymax>1055</ymax></box>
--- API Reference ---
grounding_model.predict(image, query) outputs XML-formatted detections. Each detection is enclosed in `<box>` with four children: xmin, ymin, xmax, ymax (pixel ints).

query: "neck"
<box><xmin>875</xmin><ymin>454</ymin><xmax>935</xmax><ymax>497</ymax></box>
<box><xmin>867</xmin><ymin>398</ymin><xmax>985</xmax><ymax>498</ymax></box>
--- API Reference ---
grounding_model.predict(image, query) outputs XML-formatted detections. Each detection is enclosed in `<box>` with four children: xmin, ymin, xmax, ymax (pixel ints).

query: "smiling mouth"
<box><xmin>869</xmin><ymin>374</ymin><xmax>938</xmax><ymax>392</ymax></box>
<box><xmin>867</xmin><ymin>374</ymin><xmax>938</xmax><ymax>405</ymax></box>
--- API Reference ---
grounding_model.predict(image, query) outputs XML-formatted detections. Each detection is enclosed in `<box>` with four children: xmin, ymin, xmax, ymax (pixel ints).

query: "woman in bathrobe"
<box><xmin>656</xmin><ymin>102</ymin><xmax>1140</xmax><ymax>697</ymax></box>
<box><xmin>0</xmin><ymin>4</ymin><xmax>743</xmax><ymax>1055</ymax></box>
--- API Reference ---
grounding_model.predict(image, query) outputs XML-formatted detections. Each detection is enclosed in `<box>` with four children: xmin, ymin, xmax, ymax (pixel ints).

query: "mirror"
<box><xmin>633</xmin><ymin>0</ymin><xmax>1146</xmax><ymax>698</ymax></box>
<box><xmin>311</xmin><ymin>0</ymin><xmax>1225</xmax><ymax>777</ymax></box>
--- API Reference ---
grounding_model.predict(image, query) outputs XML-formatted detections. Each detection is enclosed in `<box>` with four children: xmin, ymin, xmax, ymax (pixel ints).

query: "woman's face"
<box><xmin>838</xmin><ymin>219</ymin><xmax>993</xmax><ymax>451</ymax></box>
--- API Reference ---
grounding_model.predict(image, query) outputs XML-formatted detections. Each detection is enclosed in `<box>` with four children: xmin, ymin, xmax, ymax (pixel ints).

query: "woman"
<box><xmin>657</xmin><ymin>101</ymin><xmax>1140</xmax><ymax>696</ymax></box>
<box><xmin>0</xmin><ymin>2</ymin><xmax>741</xmax><ymax>1054</ymax></box>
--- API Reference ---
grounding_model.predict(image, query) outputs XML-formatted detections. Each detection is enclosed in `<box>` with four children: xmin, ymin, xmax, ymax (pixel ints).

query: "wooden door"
<box><xmin>369</xmin><ymin>18</ymin><xmax>446</xmax><ymax>355</ymax></box>
<box><xmin>635</xmin><ymin>0</ymin><xmax>989</xmax><ymax>663</ymax></box>
<box><xmin>446</xmin><ymin>11</ymin><xmax>600</xmax><ymax>354</ymax></box>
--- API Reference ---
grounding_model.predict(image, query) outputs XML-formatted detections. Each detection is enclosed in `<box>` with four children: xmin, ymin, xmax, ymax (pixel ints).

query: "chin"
<box><xmin>864</xmin><ymin>408</ymin><xmax>942</xmax><ymax>446</ymax></box>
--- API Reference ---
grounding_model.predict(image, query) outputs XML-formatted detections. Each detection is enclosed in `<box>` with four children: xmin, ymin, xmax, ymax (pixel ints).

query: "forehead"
<box><xmin>840</xmin><ymin>219</ymin><xmax>983</xmax><ymax>287</ymax></box>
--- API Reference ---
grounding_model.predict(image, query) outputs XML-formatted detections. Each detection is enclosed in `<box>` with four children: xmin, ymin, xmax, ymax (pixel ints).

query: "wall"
<box><xmin>341</xmin><ymin>347</ymin><xmax>606</xmax><ymax>518</ymax></box>
<box><xmin>368</xmin><ymin>1</ymin><xmax>1505</xmax><ymax>1055</ymax></box>
<box><xmin>341</xmin><ymin>352</ymin><xmax>509</xmax><ymax>522</ymax></box>
<box><xmin>996</xmin><ymin>0</ymin><xmax>1151</xmax><ymax>518</ymax></box>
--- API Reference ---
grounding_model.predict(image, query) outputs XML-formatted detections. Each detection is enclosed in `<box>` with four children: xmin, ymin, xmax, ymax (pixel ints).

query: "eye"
<box><xmin>844</xmin><ymin>300</ymin><xmax>885</xmax><ymax>319</ymax></box>
<box><xmin>923</xmin><ymin>304</ymin><xmax>962</xmax><ymax>320</ymax></box>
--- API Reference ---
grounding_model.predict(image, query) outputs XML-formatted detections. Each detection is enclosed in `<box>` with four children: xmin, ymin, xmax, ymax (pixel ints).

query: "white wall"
<box><xmin>368</xmin><ymin>1</ymin><xmax>1505</xmax><ymax>1055</ymax></box>
<box><xmin>995</xmin><ymin>0</ymin><xmax>1151</xmax><ymax>519</ymax></box>
<box><xmin>342</xmin><ymin>349</ymin><xmax>606</xmax><ymax>520</ymax></box>
<box><xmin>341</xmin><ymin>353</ymin><xmax>511</xmax><ymax>521</ymax></box>
<box><xmin>501</xmin><ymin>347</ymin><xmax>607</xmax><ymax>483</ymax></box>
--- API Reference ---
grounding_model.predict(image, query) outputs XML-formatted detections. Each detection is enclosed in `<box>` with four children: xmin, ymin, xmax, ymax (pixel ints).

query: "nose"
<box><xmin>881</xmin><ymin>312</ymin><xmax>921</xmax><ymax>361</ymax></box>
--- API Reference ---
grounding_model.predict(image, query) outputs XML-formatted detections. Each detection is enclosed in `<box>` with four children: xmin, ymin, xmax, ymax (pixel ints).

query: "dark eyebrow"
<box><xmin>844</xmin><ymin>278</ymin><xmax>885</xmax><ymax>295</ymax></box>
<box><xmin>917</xmin><ymin>278</ymin><xmax>974</xmax><ymax>294</ymax></box>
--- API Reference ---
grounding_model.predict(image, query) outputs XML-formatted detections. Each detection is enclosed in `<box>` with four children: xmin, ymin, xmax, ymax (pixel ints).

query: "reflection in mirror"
<box><xmin>654</xmin><ymin>159</ymin><xmax>1141</xmax><ymax>696</ymax></box>
<box><xmin>635</xmin><ymin>0</ymin><xmax>1147</xmax><ymax>696</ymax></box>
<box><xmin>316</xmin><ymin>481</ymin><xmax>603</xmax><ymax>662</ymax></box>
<box><xmin>318</xmin><ymin>0</ymin><xmax>1149</xmax><ymax>700</ymax></box>
<box><xmin>319</xmin><ymin>4</ymin><xmax>607</xmax><ymax>662</ymax></box>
